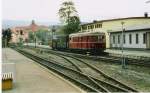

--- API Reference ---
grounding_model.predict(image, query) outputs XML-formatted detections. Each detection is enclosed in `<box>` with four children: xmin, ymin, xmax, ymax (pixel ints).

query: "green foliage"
<box><xmin>63</xmin><ymin>16</ymin><xmax>80</xmax><ymax>35</ymax></box>
<box><xmin>2</xmin><ymin>28</ymin><xmax>12</xmax><ymax>47</ymax></box>
<box><xmin>28</xmin><ymin>31</ymin><xmax>34</xmax><ymax>42</ymax></box>
<box><xmin>28</xmin><ymin>29</ymin><xmax>52</xmax><ymax>45</ymax></box>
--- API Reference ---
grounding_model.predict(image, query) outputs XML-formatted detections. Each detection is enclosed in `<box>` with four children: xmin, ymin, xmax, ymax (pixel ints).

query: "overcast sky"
<box><xmin>2</xmin><ymin>0</ymin><xmax>150</xmax><ymax>23</ymax></box>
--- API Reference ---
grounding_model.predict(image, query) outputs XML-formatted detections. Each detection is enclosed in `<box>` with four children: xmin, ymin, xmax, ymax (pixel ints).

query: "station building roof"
<box><xmin>109</xmin><ymin>24</ymin><xmax>150</xmax><ymax>33</ymax></box>
<box><xmin>81</xmin><ymin>17</ymin><xmax>150</xmax><ymax>26</ymax></box>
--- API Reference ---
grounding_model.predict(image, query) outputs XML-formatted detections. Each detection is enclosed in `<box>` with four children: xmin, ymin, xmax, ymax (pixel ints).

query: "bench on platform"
<box><xmin>2</xmin><ymin>72</ymin><xmax>13</xmax><ymax>90</ymax></box>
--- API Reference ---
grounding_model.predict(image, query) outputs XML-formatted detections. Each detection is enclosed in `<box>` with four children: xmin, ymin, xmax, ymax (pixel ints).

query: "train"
<box><xmin>52</xmin><ymin>31</ymin><xmax>106</xmax><ymax>55</ymax></box>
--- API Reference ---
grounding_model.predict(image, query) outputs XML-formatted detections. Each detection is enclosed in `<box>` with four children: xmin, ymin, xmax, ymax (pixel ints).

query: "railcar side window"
<box><xmin>93</xmin><ymin>36</ymin><xmax>98</xmax><ymax>42</ymax></box>
<box><xmin>102</xmin><ymin>36</ymin><xmax>104</xmax><ymax>39</ymax></box>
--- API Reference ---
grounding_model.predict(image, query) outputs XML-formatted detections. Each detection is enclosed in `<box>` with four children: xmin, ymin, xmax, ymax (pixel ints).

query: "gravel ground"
<box><xmin>24</xmin><ymin>47</ymin><xmax>150</xmax><ymax>92</ymax></box>
<box><xmin>81</xmin><ymin>58</ymin><xmax>150</xmax><ymax>92</ymax></box>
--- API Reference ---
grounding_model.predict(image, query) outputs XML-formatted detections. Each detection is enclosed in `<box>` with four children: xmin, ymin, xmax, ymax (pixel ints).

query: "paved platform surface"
<box><xmin>2</xmin><ymin>48</ymin><xmax>84</xmax><ymax>93</ymax></box>
<box><xmin>105</xmin><ymin>49</ymin><xmax>150</xmax><ymax>57</ymax></box>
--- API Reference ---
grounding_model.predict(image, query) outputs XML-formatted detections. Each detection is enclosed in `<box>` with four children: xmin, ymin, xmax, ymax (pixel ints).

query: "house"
<box><xmin>10</xmin><ymin>20</ymin><xmax>49</xmax><ymax>43</ymax></box>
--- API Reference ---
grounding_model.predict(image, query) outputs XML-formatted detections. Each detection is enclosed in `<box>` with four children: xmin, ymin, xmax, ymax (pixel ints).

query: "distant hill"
<box><xmin>2</xmin><ymin>20</ymin><xmax>61</xmax><ymax>29</ymax></box>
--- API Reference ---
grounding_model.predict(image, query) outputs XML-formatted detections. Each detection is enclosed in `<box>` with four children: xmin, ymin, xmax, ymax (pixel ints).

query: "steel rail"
<box><xmin>34</xmin><ymin>46</ymin><xmax>150</xmax><ymax>67</ymax></box>
<box><xmin>45</xmin><ymin>49</ymin><xmax>138</xmax><ymax>92</ymax></box>
<box><xmin>14</xmin><ymin>48</ymin><xmax>130</xmax><ymax>92</ymax></box>
<box><xmin>14</xmin><ymin>48</ymin><xmax>106</xmax><ymax>92</ymax></box>
<box><xmin>51</xmin><ymin>54</ymin><xmax>130</xmax><ymax>92</ymax></box>
<box><xmin>21</xmin><ymin>48</ymin><xmax>128</xmax><ymax>92</ymax></box>
<box><xmin>22</xmin><ymin>47</ymin><xmax>137</xmax><ymax>92</ymax></box>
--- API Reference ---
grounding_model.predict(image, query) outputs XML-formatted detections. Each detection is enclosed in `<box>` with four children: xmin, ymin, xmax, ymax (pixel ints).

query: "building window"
<box><xmin>88</xmin><ymin>26</ymin><xmax>91</xmax><ymax>29</ymax></box>
<box><xmin>136</xmin><ymin>34</ymin><xmax>139</xmax><ymax>44</ymax></box>
<box><xmin>123</xmin><ymin>35</ymin><xmax>125</xmax><ymax>44</ymax></box>
<box><xmin>118</xmin><ymin>35</ymin><xmax>120</xmax><ymax>44</ymax></box>
<box><xmin>113</xmin><ymin>36</ymin><xmax>115</xmax><ymax>44</ymax></box>
<box><xmin>143</xmin><ymin>33</ymin><xmax>147</xmax><ymax>44</ymax></box>
<box><xmin>129</xmin><ymin>34</ymin><xmax>132</xmax><ymax>44</ymax></box>
<box><xmin>95</xmin><ymin>24</ymin><xmax>102</xmax><ymax>28</ymax></box>
<box><xmin>91</xmin><ymin>25</ymin><xmax>94</xmax><ymax>29</ymax></box>
<box><xmin>82</xmin><ymin>26</ymin><xmax>87</xmax><ymax>30</ymax></box>
<box><xmin>20</xmin><ymin>30</ymin><xmax>23</xmax><ymax>35</ymax></box>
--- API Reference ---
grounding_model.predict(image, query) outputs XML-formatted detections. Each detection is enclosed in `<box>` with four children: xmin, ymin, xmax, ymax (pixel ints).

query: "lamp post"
<box><xmin>121</xmin><ymin>22</ymin><xmax>126</xmax><ymax>69</ymax></box>
<box><xmin>47</xmin><ymin>26</ymin><xmax>51</xmax><ymax>45</ymax></box>
<box><xmin>51</xmin><ymin>26</ymin><xmax>56</xmax><ymax>49</ymax></box>
<box><xmin>34</xmin><ymin>32</ymin><xmax>37</xmax><ymax>48</ymax></box>
<box><xmin>5</xmin><ymin>36</ymin><xmax>7</xmax><ymax>47</ymax></box>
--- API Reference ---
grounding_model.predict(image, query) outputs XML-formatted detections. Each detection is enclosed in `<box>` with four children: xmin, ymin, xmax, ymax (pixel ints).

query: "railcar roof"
<box><xmin>69</xmin><ymin>31</ymin><xmax>105</xmax><ymax>37</ymax></box>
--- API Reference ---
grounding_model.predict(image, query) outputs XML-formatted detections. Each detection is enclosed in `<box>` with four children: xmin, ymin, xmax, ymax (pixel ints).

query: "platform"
<box><xmin>2</xmin><ymin>48</ymin><xmax>84</xmax><ymax>93</ymax></box>
<box><xmin>105</xmin><ymin>49</ymin><xmax>150</xmax><ymax>58</ymax></box>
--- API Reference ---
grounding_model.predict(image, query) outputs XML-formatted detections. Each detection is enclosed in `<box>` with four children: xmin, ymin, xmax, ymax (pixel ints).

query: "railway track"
<box><xmin>26</xmin><ymin>46</ymin><xmax>150</xmax><ymax>67</ymax></box>
<box><xmin>41</xmin><ymin>50</ymin><xmax>138</xmax><ymax>92</ymax></box>
<box><xmin>14</xmin><ymin>48</ymin><xmax>138</xmax><ymax>92</ymax></box>
<box><xmin>16</xmin><ymin>47</ymin><xmax>138</xmax><ymax>92</ymax></box>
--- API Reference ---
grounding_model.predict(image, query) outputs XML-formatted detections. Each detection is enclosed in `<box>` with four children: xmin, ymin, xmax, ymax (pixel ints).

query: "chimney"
<box><xmin>144</xmin><ymin>12</ymin><xmax>148</xmax><ymax>17</ymax></box>
<box><xmin>93</xmin><ymin>20</ymin><xmax>97</xmax><ymax>23</ymax></box>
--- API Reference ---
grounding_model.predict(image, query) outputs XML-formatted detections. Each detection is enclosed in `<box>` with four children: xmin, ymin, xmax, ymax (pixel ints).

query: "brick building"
<box><xmin>10</xmin><ymin>20</ymin><xmax>49</xmax><ymax>43</ymax></box>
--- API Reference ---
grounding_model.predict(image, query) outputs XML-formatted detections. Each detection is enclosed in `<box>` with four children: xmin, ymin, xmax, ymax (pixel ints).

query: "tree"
<box><xmin>58</xmin><ymin>0</ymin><xmax>80</xmax><ymax>48</ymax></box>
<box><xmin>28</xmin><ymin>32</ymin><xmax>34</xmax><ymax>43</ymax></box>
<box><xmin>63</xmin><ymin>16</ymin><xmax>80</xmax><ymax>34</ymax></box>
<box><xmin>2</xmin><ymin>28</ymin><xmax>12</xmax><ymax>47</ymax></box>
<box><xmin>59</xmin><ymin>1</ymin><xmax>77</xmax><ymax>24</ymax></box>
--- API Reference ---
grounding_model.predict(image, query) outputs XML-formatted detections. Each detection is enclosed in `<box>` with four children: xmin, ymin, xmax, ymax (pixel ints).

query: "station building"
<box><xmin>109</xmin><ymin>24</ymin><xmax>150</xmax><ymax>49</ymax></box>
<box><xmin>80</xmin><ymin>14</ymin><xmax>150</xmax><ymax>49</ymax></box>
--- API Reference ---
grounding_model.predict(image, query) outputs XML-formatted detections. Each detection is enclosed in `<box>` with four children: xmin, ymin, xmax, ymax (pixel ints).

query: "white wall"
<box><xmin>110</xmin><ymin>31</ymin><xmax>147</xmax><ymax>48</ymax></box>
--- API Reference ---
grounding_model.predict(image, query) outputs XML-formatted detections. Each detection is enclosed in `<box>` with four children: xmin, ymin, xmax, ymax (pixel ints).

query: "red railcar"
<box><xmin>69</xmin><ymin>32</ymin><xmax>106</xmax><ymax>54</ymax></box>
